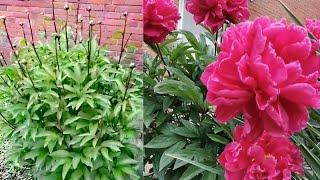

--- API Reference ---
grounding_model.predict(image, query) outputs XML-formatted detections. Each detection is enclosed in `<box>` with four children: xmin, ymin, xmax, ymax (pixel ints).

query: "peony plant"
<box><xmin>143</xmin><ymin>0</ymin><xmax>320</xmax><ymax>179</ymax></box>
<box><xmin>0</xmin><ymin>1</ymin><xmax>142</xmax><ymax>180</ymax></box>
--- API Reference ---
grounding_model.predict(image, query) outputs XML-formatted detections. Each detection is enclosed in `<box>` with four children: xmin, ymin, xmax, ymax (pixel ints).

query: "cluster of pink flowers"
<box><xmin>143</xmin><ymin>0</ymin><xmax>181</xmax><ymax>44</ymax></box>
<box><xmin>201</xmin><ymin>16</ymin><xmax>320</xmax><ymax>179</ymax></box>
<box><xmin>186</xmin><ymin>0</ymin><xmax>249</xmax><ymax>33</ymax></box>
<box><xmin>219</xmin><ymin>126</ymin><xmax>304</xmax><ymax>179</ymax></box>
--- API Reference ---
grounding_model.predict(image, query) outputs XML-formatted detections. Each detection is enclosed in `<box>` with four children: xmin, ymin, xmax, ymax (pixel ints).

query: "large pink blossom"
<box><xmin>201</xmin><ymin>17</ymin><xmax>320</xmax><ymax>137</ymax></box>
<box><xmin>143</xmin><ymin>0</ymin><xmax>181</xmax><ymax>44</ymax></box>
<box><xmin>186</xmin><ymin>0</ymin><xmax>249</xmax><ymax>33</ymax></box>
<box><xmin>219</xmin><ymin>126</ymin><xmax>304</xmax><ymax>180</ymax></box>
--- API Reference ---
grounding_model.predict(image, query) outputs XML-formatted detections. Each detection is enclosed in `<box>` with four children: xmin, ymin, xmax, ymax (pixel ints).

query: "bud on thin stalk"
<box><xmin>98</xmin><ymin>21</ymin><xmax>102</xmax><ymax>56</ymax></box>
<box><xmin>64</xmin><ymin>4</ymin><xmax>69</xmax><ymax>52</ymax></box>
<box><xmin>51</xmin><ymin>0</ymin><xmax>58</xmax><ymax>33</ymax></box>
<box><xmin>19</xmin><ymin>22</ymin><xmax>27</xmax><ymax>42</ymax></box>
<box><xmin>118</xmin><ymin>12</ymin><xmax>128</xmax><ymax>64</ymax></box>
<box><xmin>74</xmin><ymin>0</ymin><xmax>80</xmax><ymax>43</ymax></box>
<box><xmin>87</xmin><ymin>21</ymin><xmax>94</xmax><ymax>74</ymax></box>
<box><xmin>1</xmin><ymin>16</ymin><xmax>26</xmax><ymax>77</ymax></box>
<box><xmin>80</xmin><ymin>17</ymin><xmax>83</xmax><ymax>43</ymax></box>
<box><xmin>26</xmin><ymin>11</ymin><xmax>42</xmax><ymax>66</ymax></box>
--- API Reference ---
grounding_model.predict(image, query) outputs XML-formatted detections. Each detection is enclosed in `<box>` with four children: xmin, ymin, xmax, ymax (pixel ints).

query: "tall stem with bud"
<box><xmin>19</xmin><ymin>22</ymin><xmax>27</xmax><ymax>42</ymax></box>
<box><xmin>51</xmin><ymin>0</ymin><xmax>58</xmax><ymax>33</ymax></box>
<box><xmin>26</xmin><ymin>11</ymin><xmax>42</xmax><ymax>66</ymax></box>
<box><xmin>118</xmin><ymin>12</ymin><xmax>128</xmax><ymax>64</ymax></box>
<box><xmin>64</xmin><ymin>4</ymin><xmax>69</xmax><ymax>52</ymax></box>
<box><xmin>88</xmin><ymin>21</ymin><xmax>94</xmax><ymax>75</ymax></box>
<box><xmin>74</xmin><ymin>0</ymin><xmax>80</xmax><ymax>43</ymax></box>
<box><xmin>98</xmin><ymin>21</ymin><xmax>102</xmax><ymax>56</ymax></box>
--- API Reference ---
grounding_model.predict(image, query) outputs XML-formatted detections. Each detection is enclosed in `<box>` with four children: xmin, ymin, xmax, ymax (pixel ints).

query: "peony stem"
<box><xmin>74</xmin><ymin>0</ymin><xmax>80</xmax><ymax>44</ymax></box>
<box><xmin>0</xmin><ymin>112</ymin><xmax>16</xmax><ymax>129</ymax></box>
<box><xmin>64</xmin><ymin>4</ymin><xmax>69</xmax><ymax>52</ymax></box>
<box><xmin>87</xmin><ymin>21</ymin><xmax>94</xmax><ymax>75</ymax></box>
<box><xmin>122</xmin><ymin>63</ymin><xmax>135</xmax><ymax>102</ymax></box>
<box><xmin>19</xmin><ymin>22</ymin><xmax>27</xmax><ymax>42</ymax></box>
<box><xmin>118</xmin><ymin>12</ymin><xmax>128</xmax><ymax>64</ymax></box>
<box><xmin>1</xmin><ymin>17</ymin><xmax>26</xmax><ymax>77</ymax></box>
<box><xmin>25</xmin><ymin>64</ymin><xmax>36</xmax><ymax>90</ymax></box>
<box><xmin>156</xmin><ymin>43</ymin><xmax>171</xmax><ymax>77</ymax></box>
<box><xmin>51</xmin><ymin>0</ymin><xmax>58</xmax><ymax>33</ymax></box>
<box><xmin>0</xmin><ymin>53</ymin><xmax>7</xmax><ymax>66</ymax></box>
<box><xmin>80</xmin><ymin>18</ymin><xmax>83</xmax><ymax>43</ymax></box>
<box><xmin>54</xmin><ymin>35</ymin><xmax>61</xmax><ymax>72</ymax></box>
<box><xmin>27</xmin><ymin>11</ymin><xmax>42</xmax><ymax>66</ymax></box>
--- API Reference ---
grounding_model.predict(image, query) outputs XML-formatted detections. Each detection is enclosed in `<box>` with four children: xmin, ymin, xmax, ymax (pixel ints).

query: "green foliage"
<box><xmin>144</xmin><ymin>30</ymin><xmax>232</xmax><ymax>180</ymax></box>
<box><xmin>0</xmin><ymin>26</ymin><xmax>142</xmax><ymax>179</ymax></box>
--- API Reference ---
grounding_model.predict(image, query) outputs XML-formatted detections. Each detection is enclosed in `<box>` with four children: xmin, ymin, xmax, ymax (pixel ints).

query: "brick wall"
<box><xmin>0</xmin><ymin>0</ymin><xmax>143</xmax><ymax>66</ymax></box>
<box><xmin>249</xmin><ymin>0</ymin><xmax>320</xmax><ymax>22</ymax></box>
<box><xmin>176</xmin><ymin>0</ymin><xmax>320</xmax><ymax>23</ymax></box>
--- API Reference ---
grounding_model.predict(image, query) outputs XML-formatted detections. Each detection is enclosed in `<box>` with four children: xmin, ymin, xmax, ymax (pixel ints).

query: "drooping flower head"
<box><xmin>201</xmin><ymin>17</ymin><xmax>320</xmax><ymax>138</ymax></box>
<box><xmin>219</xmin><ymin>126</ymin><xmax>304</xmax><ymax>180</ymax></box>
<box><xmin>186</xmin><ymin>0</ymin><xmax>249</xmax><ymax>33</ymax></box>
<box><xmin>143</xmin><ymin>0</ymin><xmax>181</xmax><ymax>44</ymax></box>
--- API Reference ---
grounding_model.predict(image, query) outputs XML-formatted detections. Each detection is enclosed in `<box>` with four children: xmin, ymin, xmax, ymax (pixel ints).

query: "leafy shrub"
<box><xmin>0</xmin><ymin>7</ymin><xmax>142</xmax><ymax>180</ymax></box>
<box><xmin>144</xmin><ymin>30</ymin><xmax>230</xmax><ymax>179</ymax></box>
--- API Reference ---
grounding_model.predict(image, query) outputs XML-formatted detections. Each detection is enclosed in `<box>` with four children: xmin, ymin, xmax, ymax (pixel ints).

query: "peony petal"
<box><xmin>281</xmin><ymin>83</ymin><xmax>320</xmax><ymax>108</ymax></box>
<box><xmin>215</xmin><ymin>105</ymin><xmax>241</xmax><ymax>123</ymax></box>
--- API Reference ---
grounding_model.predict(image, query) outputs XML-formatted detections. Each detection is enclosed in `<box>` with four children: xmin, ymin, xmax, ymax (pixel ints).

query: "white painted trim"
<box><xmin>178</xmin><ymin>0</ymin><xmax>185</xmax><ymax>30</ymax></box>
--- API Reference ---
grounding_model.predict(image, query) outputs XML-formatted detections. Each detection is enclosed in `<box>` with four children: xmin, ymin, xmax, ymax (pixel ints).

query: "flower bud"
<box><xmin>129</xmin><ymin>63</ymin><xmax>135</xmax><ymax>69</ymax></box>
<box><xmin>64</xmin><ymin>4</ymin><xmax>69</xmax><ymax>11</ymax></box>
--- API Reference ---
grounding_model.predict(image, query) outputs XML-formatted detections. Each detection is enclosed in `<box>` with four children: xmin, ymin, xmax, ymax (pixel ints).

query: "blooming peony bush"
<box><xmin>144</xmin><ymin>0</ymin><xmax>320</xmax><ymax>179</ymax></box>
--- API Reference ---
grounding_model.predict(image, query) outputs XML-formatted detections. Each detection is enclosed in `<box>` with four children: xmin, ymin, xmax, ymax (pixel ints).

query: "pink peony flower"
<box><xmin>201</xmin><ymin>17</ymin><xmax>320</xmax><ymax>137</ymax></box>
<box><xmin>219</xmin><ymin>126</ymin><xmax>304</xmax><ymax>180</ymax></box>
<box><xmin>186</xmin><ymin>0</ymin><xmax>249</xmax><ymax>33</ymax></box>
<box><xmin>143</xmin><ymin>0</ymin><xmax>181</xmax><ymax>44</ymax></box>
<box><xmin>225</xmin><ymin>0</ymin><xmax>250</xmax><ymax>23</ymax></box>
<box><xmin>305</xmin><ymin>18</ymin><xmax>320</xmax><ymax>39</ymax></box>
<box><xmin>186</xmin><ymin>0</ymin><xmax>226</xmax><ymax>33</ymax></box>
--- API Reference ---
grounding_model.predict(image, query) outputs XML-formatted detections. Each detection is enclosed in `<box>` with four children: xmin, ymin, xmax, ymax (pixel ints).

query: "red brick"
<box><xmin>0</xmin><ymin>0</ymin><xmax>142</xmax><ymax>63</ymax></box>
